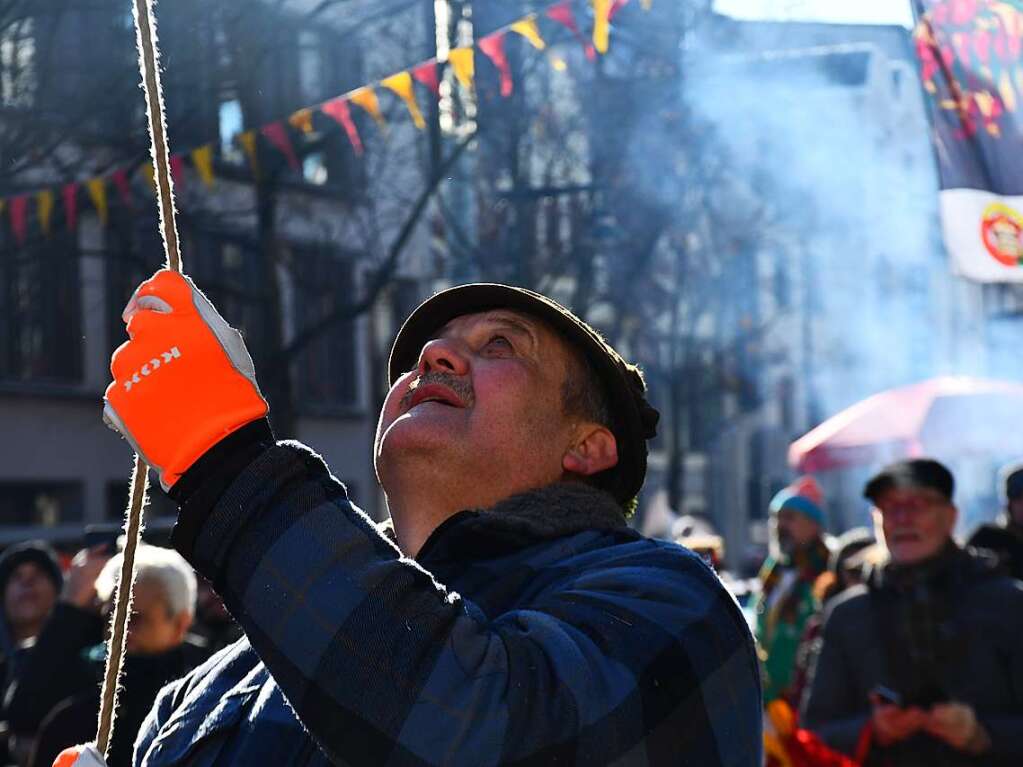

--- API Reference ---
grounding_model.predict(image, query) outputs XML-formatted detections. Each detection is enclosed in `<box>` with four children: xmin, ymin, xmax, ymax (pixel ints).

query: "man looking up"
<box><xmin>968</xmin><ymin>460</ymin><xmax>1023</xmax><ymax>580</ymax></box>
<box><xmin>802</xmin><ymin>459</ymin><xmax>1023</xmax><ymax>766</ymax></box>
<box><xmin>71</xmin><ymin>272</ymin><xmax>762</xmax><ymax>766</ymax></box>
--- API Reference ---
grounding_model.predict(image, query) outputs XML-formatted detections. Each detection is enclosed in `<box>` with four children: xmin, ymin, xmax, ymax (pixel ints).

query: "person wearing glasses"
<box><xmin>801</xmin><ymin>459</ymin><xmax>1023</xmax><ymax>766</ymax></box>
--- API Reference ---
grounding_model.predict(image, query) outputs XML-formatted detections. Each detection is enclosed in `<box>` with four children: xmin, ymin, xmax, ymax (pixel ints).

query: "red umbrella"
<box><xmin>789</xmin><ymin>376</ymin><xmax>1023</xmax><ymax>472</ymax></box>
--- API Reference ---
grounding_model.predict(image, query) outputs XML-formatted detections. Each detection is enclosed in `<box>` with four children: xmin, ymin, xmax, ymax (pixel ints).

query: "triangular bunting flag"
<box><xmin>350</xmin><ymin>87</ymin><xmax>387</xmax><ymax>128</ymax></box>
<box><xmin>447</xmin><ymin>48</ymin><xmax>476</xmax><ymax>92</ymax></box>
<box><xmin>86</xmin><ymin>178</ymin><xmax>108</xmax><ymax>226</ymax></box>
<box><xmin>547</xmin><ymin>1</ymin><xmax>596</xmax><ymax>61</ymax></box>
<box><xmin>382</xmin><ymin>72</ymin><xmax>426</xmax><ymax>129</ymax></box>
<box><xmin>322</xmin><ymin>97</ymin><xmax>364</xmax><ymax>155</ymax></box>
<box><xmin>10</xmin><ymin>195</ymin><xmax>27</xmax><ymax>245</ymax></box>
<box><xmin>191</xmin><ymin>145</ymin><xmax>215</xmax><ymax>188</ymax></box>
<box><xmin>412</xmin><ymin>61</ymin><xmax>441</xmax><ymax>97</ymax></box>
<box><xmin>169</xmin><ymin>155</ymin><xmax>186</xmax><ymax>191</ymax></box>
<box><xmin>289</xmin><ymin>108</ymin><xmax>315</xmax><ymax>135</ymax></box>
<box><xmin>593</xmin><ymin>0</ymin><xmax>612</xmax><ymax>54</ymax></box>
<box><xmin>139</xmin><ymin>163</ymin><xmax>156</xmax><ymax>192</ymax></box>
<box><xmin>511</xmin><ymin>16</ymin><xmax>546</xmax><ymax>50</ymax></box>
<box><xmin>36</xmin><ymin>190</ymin><xmax>54</xmax><ymax>236</ymax></box>
<box><xmin>479</xmin><ymin>33</ymin><xmax>513</xmax><ymax>97</ymax></box>
<box><xmin>62</xmin><ymin>183</ymin><xmax>78</xmax><ymax>231</ymax></box>
<box><xmin>239</xmin><ymin>130</ymin><xmax>260</xmax><ymax>177</ymax></box>
<box><xmin>608</xmin><ymin>0</ymin><xmax>629</xmax><ymax>22</ymax></box>
<box><xmin>112</xmin><ymin>169</ymin><xmax>133</xmax><ymax>208</ymax></box>
<box><xmin>261</xmin><ymin>123</ymin><xmax>300</xmax><ymax>170</ymax></box>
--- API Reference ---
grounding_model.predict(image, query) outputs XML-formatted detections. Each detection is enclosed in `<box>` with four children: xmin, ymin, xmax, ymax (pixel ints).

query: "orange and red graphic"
<box><xmin>914</xmin><ymin>1</ymin><xmax>1023</xmax><ymax>139</ymax></box>
<box><xmin>981</xmin><ymin>201</ymin><xmax>1023</xmax><ymax>265</ymax></box>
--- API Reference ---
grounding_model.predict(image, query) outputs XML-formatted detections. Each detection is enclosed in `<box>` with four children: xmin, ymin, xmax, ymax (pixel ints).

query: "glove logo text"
<box><xmin>123</xmin><ymin>346</ymin><xmax>181</xmax><ymax>392</ymax></box>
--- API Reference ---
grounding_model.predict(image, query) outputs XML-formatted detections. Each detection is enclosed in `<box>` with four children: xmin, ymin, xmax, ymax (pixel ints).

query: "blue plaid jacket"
<box><xmin>134</xmin><ymin>441</ymin><xmax>762</xmax><ymax>766</ymax></box>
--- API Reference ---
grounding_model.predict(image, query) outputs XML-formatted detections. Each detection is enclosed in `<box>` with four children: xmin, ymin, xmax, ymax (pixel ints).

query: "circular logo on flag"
<box><xmin>981</xmin><ymin>203</ymin><xmax>1023</xmax><ymax>267</ymax></box>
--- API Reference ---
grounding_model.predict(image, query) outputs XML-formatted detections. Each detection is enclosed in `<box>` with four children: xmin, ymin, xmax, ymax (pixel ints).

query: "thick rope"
<box><xmin>96</xmin><ymin>0</ymin><xmax>180</xmax><ymax>757</ymax></box>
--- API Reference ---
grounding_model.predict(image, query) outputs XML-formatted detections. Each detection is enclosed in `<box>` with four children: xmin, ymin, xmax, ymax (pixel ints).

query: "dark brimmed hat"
<box><xmin>388</xmin><ymin>283</ymin><xmax>660</xmax><ymax>508</ymax></box>
<box><xmin>0</xmin><ymin>540</ymin><xmax>63</xmax><ymax>594</ymax></box>
<box><xmin>863</xmin><ymin>458</ymin><xmax>954</xmax><ymax>504</ymax></box>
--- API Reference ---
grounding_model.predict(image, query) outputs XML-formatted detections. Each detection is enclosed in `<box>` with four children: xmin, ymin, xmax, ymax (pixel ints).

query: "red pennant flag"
<box><xmin>112</xmin><ymin>169</ymin><xmax>133</xmax><ymax>209</ymax></box>
<box><xmin>546</xmin><ymin>1</ymin><xmax>596</xmax><ymax>60</ymax></box>
<box><xmin>169</xmin><ymin>154</ymin><xmax>186</xmax><ymax>191</ymax></box>
<box><xmin>479</xmin><ymin>32</ymin><xmax>513</xmax><ymax>97</ymax></box>
<box><xmin>609</xmin><ymin>0</ymin><xmax>630</xmax><ymax>21</ymax></box>
<box><xmin>260</xmin><ymin>122</ymin><xmax>300</xmax><ymax>170</ymax></box>
<box><xmin>412</xmin><ymin>61</ymin><xmax>441</xmax><ymax>97</ymax></box>
<box><xmin>10</xmin><ymin>195</ymin><xmax>27</xmax><ymax>245</ymax></box>
<box><xmin>322</xmin><ymin>98</ymin><xmax>363</xmax><ymax>156</ymax></box>
<box><xmin>62</xmin><ymin>183</ymin><xmax>78</xmax><ymax>232</ymax></box>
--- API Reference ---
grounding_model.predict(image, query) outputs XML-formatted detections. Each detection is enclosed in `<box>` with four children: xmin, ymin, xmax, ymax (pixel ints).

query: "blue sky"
<box><xmin>712</xmin><ymin>0</ymin><xmax>915</xmax><ymax>27</ymax></box>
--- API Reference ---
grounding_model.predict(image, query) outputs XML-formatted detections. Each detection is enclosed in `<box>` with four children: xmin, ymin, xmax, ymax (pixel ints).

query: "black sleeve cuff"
<box><xmin>169</xmin><ymin>418</ymin><xmax>275</xmax><ymax>560</ymax></box>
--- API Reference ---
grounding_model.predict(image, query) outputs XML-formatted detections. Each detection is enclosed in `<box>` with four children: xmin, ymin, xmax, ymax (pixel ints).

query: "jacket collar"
<box><xmin>405</xmin><ymin>482</ymin><xmax>630</xmax><ymax>564</ymax></box>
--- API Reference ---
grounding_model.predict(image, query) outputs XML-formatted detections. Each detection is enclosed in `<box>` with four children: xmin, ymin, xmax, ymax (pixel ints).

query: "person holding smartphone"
<box><xmin>801</xmin><ymin>459</ymin><xmax>1023</xmax><ymax>766</ymax></box>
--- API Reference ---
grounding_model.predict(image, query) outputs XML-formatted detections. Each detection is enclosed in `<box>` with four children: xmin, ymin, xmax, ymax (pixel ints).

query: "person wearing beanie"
<box><xmin>0</xmin><ymin>541</ymin><xmax>63</xmax><ymax>765</ymax></box>
<box><xmin>967</xmin><ymin>459</ymin><xmax>1023</xmax><ymax>580</ymax></box>
<box><xmin>88</xmin><ymin>273</ymin><xmax>761</xmax><ymax>766</ymax></box>
<box><xmin>755</xmin><ymin>477</ymin><xmax>830</xmax><ymax>704</ymax></box>
<box><xmin>802</xmin><ymin>458</ymin><xmax>1023</xmax><ymax>766</ymax></box>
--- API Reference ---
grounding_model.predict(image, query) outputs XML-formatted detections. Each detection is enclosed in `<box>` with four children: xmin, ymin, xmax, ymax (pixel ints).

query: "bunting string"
<box><xmin>0</xmin><ymin>0</ymin><xmax>649</xmax><ymax>245</ymax></box>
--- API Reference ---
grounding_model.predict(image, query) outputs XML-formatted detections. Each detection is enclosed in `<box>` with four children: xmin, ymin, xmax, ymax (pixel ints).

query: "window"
<box><xmin>0</xmin><ymin>481</ymin><xmax>83</xmax><ymax>527</ymax></box>
<box><xmin>0</xmin><ymin>16</ymin><xmax>34</xmax><ymax>107</ymax></box>
<box><xmin>298</xmin><ymin>30</ymin><xmax>324</xmax><ymax>102</ymax></box>
<box><xmin>290</xmin><ymin>247</ymin><xmax>358</xmax><ymax>408</ymax></box>
<box><xmin>0</xmin><ymin>228</ymin><xmax>82</xmax><ymax>383</ymax></box>
<box><xmin>219</xmin><ymin>96</ymin><xmax>244</xmax><ymax>166</ymax></box>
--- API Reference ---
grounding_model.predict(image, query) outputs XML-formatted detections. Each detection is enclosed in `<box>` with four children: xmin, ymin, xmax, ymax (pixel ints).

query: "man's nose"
<box><xmin>417</xmin><ymin>337</ymin><xmax>469</xmax><ymax>376</ymax></box>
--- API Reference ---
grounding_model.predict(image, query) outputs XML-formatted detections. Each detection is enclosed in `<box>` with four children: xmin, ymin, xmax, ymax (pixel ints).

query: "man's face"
<box><xmin>123</xmin><ymin>578</ymin><xmax>190</xmax><ymax>656</ymax></box>
<box><xmin>772</xmin><ymin>508</ymin><xmax>821</xmax><ymax>555</ymax></box>
<box><xmin>2</xmin><ymin>561</ymin><xmax>57</xmax><ymax>638</ymax></box>
<box><xmin>872</xmin><ymin>486</ymin><xmax>956</xmax><ymax>565</ymax></box>
<box><xmin>375</xmin><ymin>309</ymin><xmax>583</xmax><ymax>508</ymax></box>
<box><xmin>1008</xmin><ymin>496</ymin><xmax>1023</xmax><ymax>527</ymax></box>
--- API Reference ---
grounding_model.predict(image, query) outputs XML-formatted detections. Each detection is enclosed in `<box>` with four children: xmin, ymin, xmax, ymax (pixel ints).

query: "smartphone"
<box><xmin>871</xmin><ymin>684</ymin><xmax>903</xmax><ymax>708</ymax></box>
<box><xmin>83</xmin><ymin>524</ymin><xmax>121</xmax><ymax>555</ymax></box>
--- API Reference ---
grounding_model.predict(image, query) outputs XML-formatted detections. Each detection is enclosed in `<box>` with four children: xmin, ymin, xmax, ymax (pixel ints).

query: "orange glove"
<box><xmin>103</xmin><ymin>270</ymin><xmax>268</xmax><ymax>490</ymax></box>
<box><xmin>53</xmin><ymin>744</ymin><xmax>107</xmax><ymax>767</ymax></box>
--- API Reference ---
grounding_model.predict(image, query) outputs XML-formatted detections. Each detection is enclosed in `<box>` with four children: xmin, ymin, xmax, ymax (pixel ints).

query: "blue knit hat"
<box><xmin>768</xmin><ymin>488</ymin><xmax>825</xmax><ymax>527</ymax></box>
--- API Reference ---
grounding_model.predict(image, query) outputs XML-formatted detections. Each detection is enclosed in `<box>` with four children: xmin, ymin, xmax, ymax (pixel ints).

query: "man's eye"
<box><xmin>486</xmin><ymin>335</ymin><xmax>513</xmax><ymax>351</ymax></box>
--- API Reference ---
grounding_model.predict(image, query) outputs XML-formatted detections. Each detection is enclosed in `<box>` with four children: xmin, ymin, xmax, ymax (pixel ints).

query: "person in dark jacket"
<box><xmin>83</xmin><ymin>274</ymin><xmax>762</xmax><ymax>766</ymax></box>
<box><xmin>0</xmin><ymin>541</ymin><xmax>63</xmax><ymax>766</ymax></box>
<box><xmin>8</xmin><ymin>545</ymin><xmax>205</xmax><ymax>767</ymax></box>
<box><xmin>802</xmin><ymin>459</ymin><xmax>1023</xmax><ymax>766</ymax></box>
<box><xmin>968</xmin><ymin>459</ymin><xmax>1023</xmax><ymax>580</ymax></box>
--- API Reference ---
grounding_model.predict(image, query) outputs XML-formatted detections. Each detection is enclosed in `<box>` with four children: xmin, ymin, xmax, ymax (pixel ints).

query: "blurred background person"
<box><xmin>0</xmin><ymin>543</ymin><xmax>62</xmax><ymax>767</ymax></box>
<box><xmin>802</xmin><ymin>459</ymin><xmax>1023</xmax><ymax>766</ymax></box>
<box><xmin>5</xmin><ymin>544</ymin><xmax>205</xmax><ymax>767</ymax></box>
<box><xmin>756</xmin><ymin>477</ymin><xmax>830</xmax><ymax>704</ymax></box>
<box><xmin>968</xmin><ymin>460</ymin><xmax>1023</xmax><ymax>581</ymax></box>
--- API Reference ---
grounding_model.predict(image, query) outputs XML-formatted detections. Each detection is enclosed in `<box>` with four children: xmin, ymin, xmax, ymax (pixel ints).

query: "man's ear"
<box><xmin>562</xmin><ymin>425</ymin><xmax>618</xmax><ymax>477</ymax></box>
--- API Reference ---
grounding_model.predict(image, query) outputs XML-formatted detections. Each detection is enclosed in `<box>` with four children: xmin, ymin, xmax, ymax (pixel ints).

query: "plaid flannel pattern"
<box><xmin>173</xmin><ymin>442</ymin><xmax>762</xmax><ymax>766</ymax></box>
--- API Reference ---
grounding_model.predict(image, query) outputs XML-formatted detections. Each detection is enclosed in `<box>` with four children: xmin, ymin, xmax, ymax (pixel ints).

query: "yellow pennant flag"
<box><xmin>593</xmin><ymin>0</ymin><xmax>611</xmax><ymax>54</ymax></box>
<box><xmin>511</xmin><ymin>16</ymin><xmax>546</xmax><ymax>50</ymax></box>
<box><xmin>447</xmin><ymin>48</ymin><xmax>475</xmax><ymax>91</ymax></box>
<box><xmin>382</xmin><ymin>72</ymin><xmax>426</xmax><ymax>130</ymax></box>
<box><xmin>86</xmin><ymin>178</ymin><xmax>108</xmax><ymax>226</ymax></box>
<box><xmin>239</xmin><ymin>130</ymin><xmax>260</xmax><ymax>177</ymax></box>
<box><xmin>140</xmin><ymin>163</ymin><xmax>156</xmax><ymax>192</ymax></box>
<box><xmin>36</xmin><ymin>189</ymin><xmax>54</xmax><ymax>235</ymax></box>
<box><xmin>350</xmin><ymin>87</ymin><xmax>387</xmax><ymax>128</ymax></box>
<box><xmin>191</xmin><ymin>145</ymin><xmax>216</xmax><ymax>187</ymax></box>
<box><xmin>289</xmin><ymin>108</ymin><xmax>314</xmax><ymax>134</ymax></box>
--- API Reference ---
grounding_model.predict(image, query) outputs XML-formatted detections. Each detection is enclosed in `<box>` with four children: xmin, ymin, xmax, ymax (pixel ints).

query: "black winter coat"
<box><xmin>801</xmin><ymin>544</ymin><xmax>1023</xmax><ymax>767</ymax></box>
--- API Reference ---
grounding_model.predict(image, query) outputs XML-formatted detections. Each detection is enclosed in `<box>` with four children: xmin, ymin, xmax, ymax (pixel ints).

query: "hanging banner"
<box><xmin>447</xmin><ymin>48</ymin><xmax>476</xmax><ymax>91</ymax></box>
<box><xmin>350</xmin><ymin>87</ymin><xmax>387</xmax><ymax>128</ymax></box>
<box><xmin>62</xmin><ymin>183</ymin><xmax>79</xmax><ymax>232</ymax></box>
<box><xmin>36</xmin><ymin>190</ymin><xmax>54</xmax><ymax>235</ymax></box>
<box><xmin>382</xmin><ymin>72</ymin><xmax>427</xmax><ymax>129</ymax></box>
<box><xmin>411</xmin><ymin>61</ymin><xmax>441</xmax><ymax>96</ymax></box>
<box><xmin>261</xmin><ymin>123</ymin><xmax>300</xmax><ymax>170</ymax></box>
<box><xmin>10</xmin><ymin>195</ymin><xmax>27</xmax><ymax>245</ymax></box>
<box><xmin>479</xmin><ymin>32</ymin><xmax>514</xmax><ymax>97</ymax></box>
<box><xmin>112</xmin><ymin>169</ymin><xmax>133</xmax><ymax>208</ymax></box>
<box><xmin>322</xmin><ymin>97</ymin><xmax>364</xmax><ymax>155</ymax></box>
<box><xmin>191</xmin><ymin>145</ymin><xmax>216</xmax><ymax>187</ymax></box>
<box><xmin>546</xmin><ymin>1</ymin><xmax>596</xmax><ymax>61</ymax></box>
<box><xmin>238</xmin><ymin>130</ymin><xmax>260</xmax><ymax>178</ymax></box>
<box><xmin>511</xmin><ymin>17</ymin><xmax>547</xmax><ymax>50</ymax></box>
<box><xmin>289</xmin><ymin>108</ymin><xmax>315</xmax><ymax>135</ymax></box>
<box><xmin>169</xmin><ymin>155</ymin><xmax>186</xmax><ymax>190</ymax></box>
<box><xmin>913</xmin><ymin>0</ymin><xmax>1023</xmax><ymax>282</ymax></box>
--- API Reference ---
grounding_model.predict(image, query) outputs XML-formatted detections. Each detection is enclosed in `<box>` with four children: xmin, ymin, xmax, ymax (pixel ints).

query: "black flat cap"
<box><xmin>388</xmin><ymin>283</ymin><xmax>660</xmax><ymax>508</ymax></box>
<box><xmin>864</xmin><ymin>458</ymin><xmax>955</xmax><ymax>504</ymax></box>
<box><xmin>0</xmin><ymin>540</ymin><xmax>63</xmax><ymax>593</ymax></box>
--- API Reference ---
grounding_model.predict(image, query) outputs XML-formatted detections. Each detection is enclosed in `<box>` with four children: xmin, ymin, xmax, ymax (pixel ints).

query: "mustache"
<box><xmin>399</xmin><ymin>371</ymin><xmax>475</xmax><ymax>410</ymax></box>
